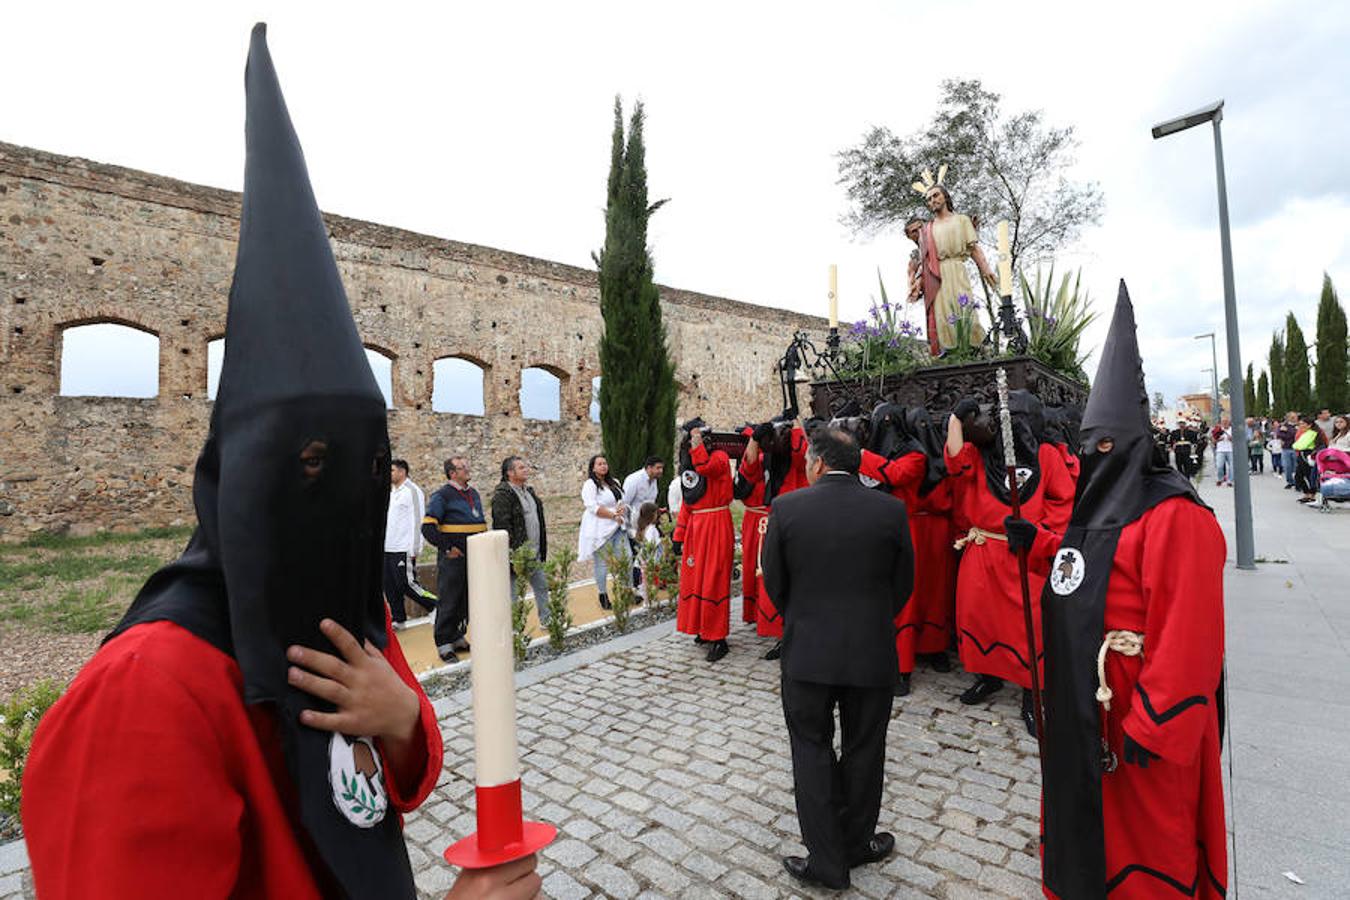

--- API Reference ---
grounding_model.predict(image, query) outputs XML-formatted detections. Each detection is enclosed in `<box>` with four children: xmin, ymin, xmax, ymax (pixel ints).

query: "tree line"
<box><xmin>1245</xmin><ymin>274</ymin><xmax>1349</xmax><ymax>417</ymax></box>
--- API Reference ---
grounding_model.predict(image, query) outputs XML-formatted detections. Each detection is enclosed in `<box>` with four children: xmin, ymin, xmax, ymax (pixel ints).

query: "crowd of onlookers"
<box><xmin>1198</xmin><ymin>408</ymin><xmax>1350</xmax><ymax>508</ymax></box>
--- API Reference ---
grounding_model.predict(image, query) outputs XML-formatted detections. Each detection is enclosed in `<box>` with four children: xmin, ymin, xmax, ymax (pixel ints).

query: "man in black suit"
<box><xmin>761</xmin><ymin>426</ymin><xmax>914</xmax><ymax>891</ymax></box>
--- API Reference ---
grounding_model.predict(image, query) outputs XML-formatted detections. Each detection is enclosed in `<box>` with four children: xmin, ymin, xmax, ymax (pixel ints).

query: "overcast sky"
<box><xmin>8</xmin><ymin>0</ymin><xmax>1349</xmax><ymax>409</ymax></box>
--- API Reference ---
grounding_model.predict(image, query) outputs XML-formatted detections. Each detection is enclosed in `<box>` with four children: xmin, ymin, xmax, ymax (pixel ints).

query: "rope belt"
<box><xmin>743</xmin><ymin>506</ymin><xmax>769</xmax><ymax>514</ymax></box>
<box><xmin>691</xmin><ymin>505</ymin><xmax>731</xmax><ymax>515</ymax></box>
<box><xmin>953</xmin><ymin>527</ymin><xmax>1007</xmax><ymax>550</ymax></box>
<box><xmin>1096</xmin><ymin>630</ymin><xmax>1144</xmax><ymax>711</ymax></box>
<box><xmin>756</xmin><ymin>515</ymin><xmax>768</xmax><ymax>577</ymax></box>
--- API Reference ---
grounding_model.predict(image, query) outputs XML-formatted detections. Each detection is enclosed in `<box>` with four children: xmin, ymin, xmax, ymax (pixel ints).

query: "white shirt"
<box><xmin>406</xmin><ymin>479</ymin><xmax>427</xmax><ymax>556</ymax></box>
<box><xmin>621</xmin><ymin>469</ymin><xmax>660</xmax><ymax>536</ymax></box>
<box><xmin>1215</xmin><ymin>429</ymin><xmax>1233</xmax><ymax>454</ymax></box>
<box><xmin>577</xmin><ymin>479</ymin><xmax>622</xmax><ymax>561</ymax></box>
<box><xmin>384</xmin><ymin>481</ymin><xmax>420</xmax><ymax>553</ymax></box>
<box><xmin>667</xmin><ymin>477</ymin><xmax>682</xmax><ymax>516</ymax></box>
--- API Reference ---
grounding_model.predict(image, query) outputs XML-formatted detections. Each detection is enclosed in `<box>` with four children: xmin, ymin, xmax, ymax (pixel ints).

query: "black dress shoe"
<box><xmin>763</xmin><ymin>640</ymin><xmax>782</xmax><ymax>661</ymax></box>
<box><xmin>1021</xmin><ymin>705</ymin><xmax>1038</xmax><ymax>738</ymax></box>
<box><xmin>782</xmin><ymin>856</ymin><xmax>849</xmax><ymax>890</ymax></box>
<box><xmin>706</xmin><ymin>639</ymin><xmax>729</xmax><ymax>663</ymax></box>
<box><xmin>925</xmin><ymin>652</ymin><xmax>952</xmax><ymax>673</ymax></box>
<box><xmin>850</xmin><ymin>832</ymin><xmax>895</xmax><ymax>867</ymax></box>
<box><xmin>959</xmin><ymin>675</ymin><xmax>1003</xmax><ymax>705</ymax></box>
<box><xmin>693</xmin><ymin>635</ymin><xmax>707</xmax><ymax>645</ymax></box>
<box><xmin>893</xmin><ymin>673</ymin><xmax>911</xmax><ymax>697</ymax></box>
<box><xmin>598</xmin><ymin>593</ymin><xmax>612</xmax><ymax>610</ymax></box>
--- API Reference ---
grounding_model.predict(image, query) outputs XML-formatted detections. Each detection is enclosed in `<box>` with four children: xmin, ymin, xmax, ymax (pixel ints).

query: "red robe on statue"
<box><xmin>755</xmin><ymin>426</ymin><xmax>809</xmax><ymax>638</ymax></box>
<box><xmin>22</xmin><ymin>616</ymin><xmax>441</xmax><ymax>899</ymax></box>
<box><xmin>674</xmin><ymin>443</ymin><xmax>735</xmax><ymax>641</ymax></box>
<box><xmin>736</xmin><ymin>453</ymin><xmax>769</xmax><ymax>624</ymax></box>
<box><xmin>861</xmin><ymin>449</ymin><xmax>956</xmax><ymax>674</ymax></box>
<box><xmin>945</xmin><ymin>441</ymin><xmax>1074</xmax><ymax>688</ymax></box>
<box><xmin>1038</xmin><ymin>497</ymin><xmax>1228</xmax><ymax>899</ymax></box>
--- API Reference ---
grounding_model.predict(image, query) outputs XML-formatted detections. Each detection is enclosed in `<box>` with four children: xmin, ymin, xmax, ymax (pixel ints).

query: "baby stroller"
<box><xmin>1311</xmin><ymin>448</ymin><xmax>1350</xmax><ymax>511</ymax></box>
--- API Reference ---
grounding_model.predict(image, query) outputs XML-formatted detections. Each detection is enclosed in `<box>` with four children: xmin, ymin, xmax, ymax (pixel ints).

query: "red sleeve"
<box><xmin>861</xmin><ymin>450</ymin><xmax>926</xmax><ymax>492</ymax></box>
<box><xmin>738</xmin><ymin>452</ymin><xmax>764</xmax><ymax>481</ymax></box>
<box><xmin>690</xmin><ymin>442</ymin><xmax>720</xmax><ymax>474</ymax></box>
<box><xmin>22</xmin><ymin>650</ymin><xmax>246</xmax><ymax>898</ymax></box>
<box><xmin>1035</xmin><ymin>443</ymin><xmax>1075</xmax><ymax>535</ymax></box>
<box><xmin>376</xmin><ymin>610</ymin><xmax>442</xmax><ymax>811</ymax></box>
<box><xmin>791</xmin><ymin>427</ymin><xmax>808</xmax><ymax>463</ymax></box>
<box><xmin>673</xmin><ymin>501</ymin><xmax>690</xmax><ymax>543</ymax></box>
<box><xmin>1123</xmin><ymin>499</ymin><xmax>1227</xmax><ymax>765</ymax></box>
<box><xmin>944</xmin><ymin>442</ymin><xmax>979</xmax><ymax>481</ymax></box>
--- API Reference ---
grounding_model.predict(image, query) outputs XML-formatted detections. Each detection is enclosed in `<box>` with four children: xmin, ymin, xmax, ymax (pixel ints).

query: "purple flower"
<box><xmin>946</xmin><ymin>313</ymin><xmax>959</xmax><ymax>325</ymax></box>
<box><xmin>957</xmin><ymin>293</ymin><xmax>970</xmax><ymax>308</ymax></box>
<box><xmin>880</xmin><ymin>299</ymin><xmax>891</xmax><ymax>312</ymax></box>
<box><xmin>887</xmin><ymin>337</ymin><xmax>899</xmax><ymax>348</ymax></box>
<box><xmin>1045</xmin><ymin>315</ymin><xmax>1058</xmax><ymax>327</ymax></box>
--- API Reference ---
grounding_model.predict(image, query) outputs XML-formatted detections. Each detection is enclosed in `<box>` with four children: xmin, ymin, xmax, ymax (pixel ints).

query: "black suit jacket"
<box><xmin>761</xmin><ymin>472</ymin><xmax>914</xmax><ymax>687</ymax></box>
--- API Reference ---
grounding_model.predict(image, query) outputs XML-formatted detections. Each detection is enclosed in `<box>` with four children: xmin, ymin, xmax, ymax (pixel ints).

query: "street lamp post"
<box><xmin>1195</xmin><ymin>333</ymin><xmax>1220</xmax><ymax>424</ymax></box>
<box><xmin>1153</xmin><ymin>99</ymin><xmax>1254</xmax><ymax>569</ymax></box>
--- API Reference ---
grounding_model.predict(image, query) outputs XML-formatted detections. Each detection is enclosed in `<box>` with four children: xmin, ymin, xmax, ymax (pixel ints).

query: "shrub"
<box><xmin>0</xmin><ymin>680</ymin><xmax>63</xmax><ymax>820</ymax></box>
<box><xmin>542</xmin><ymin>547</ymin><xmax>577</xmax><ymax>651</ymax></box>
<box><xmin>508</xmin><ymin>544</ymin><xmax>540</xmax><ymax>662</ymax></box>
<box><xmin>599</xmin><ymin>545</ymin><xmax>637</xmax><ymax>632</ymax></box>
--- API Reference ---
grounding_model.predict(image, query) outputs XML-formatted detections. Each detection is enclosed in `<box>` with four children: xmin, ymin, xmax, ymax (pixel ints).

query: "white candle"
<box><xmin>997</xmin><ymin>221</ymin><xmax>1012</xmax><ymax>296</ymax></box>
<box><xmin>828</xmin><ymin>264</ymin><xmax>838</xmax><ymax>328</ymax></box>
<box><xmin>466</xmin><ymin>530</ymin><xmax>519</xmax><ymax>787</ymax></box>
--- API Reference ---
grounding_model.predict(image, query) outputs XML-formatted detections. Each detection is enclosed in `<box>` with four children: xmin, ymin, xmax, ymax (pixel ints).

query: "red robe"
<box><xmin>861</xmin><ymin>449</ymin><xmax>956</xmax><ymax>673</ymax></box>
<box><xmin>22</xmin><ymin>617</ymin><xmax>441</xmax><ymax>898</ymax></box>
<box><xmin>945</xmin><ymin>442</ymin><xmax>1074</xmax><ymax>688</ymax></box>
<box><xmin>674</xmin><ymin>443</ymin><xmax>735</xmax><ymax>641</ymax></box>
<box><xmin>755</xmin><ymin>426</ymin><xmax>808</xmax><ymax>638</ymax></box>
<box><xmin>736</xmin><ymin>453</ymin><xmax>769</xmax><ymax>624</ymax></box>
<box><xmin>1038</xmin><ymin>497</ymin><xmax>1227</xmax><ymax>899</ymax></box>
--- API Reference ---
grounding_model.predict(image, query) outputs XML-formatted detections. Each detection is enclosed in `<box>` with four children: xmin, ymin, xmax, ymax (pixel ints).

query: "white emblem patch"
<box><xmin>1003</xmin><ymin>467</ymin><xmax>1033</xmax><ymax>492</ymax></box>
<box><xmin>1049</xmin><ymin>547</ymin><xmax>1085</xmax><ymax>596</ymax></box>
<box><xmin>859</xmin><ymin>474</ymin><xmax>881</xmax><ymax>488</ymax></box>
<box><xmin>329</xmin><ymin>732</ymin><xmax>388</xmax><ymax>828</ymax></box>
<box><xmin>681</xmin><ymin>470</ymin><xmax>700</xmax><ymax>489</ymax></box>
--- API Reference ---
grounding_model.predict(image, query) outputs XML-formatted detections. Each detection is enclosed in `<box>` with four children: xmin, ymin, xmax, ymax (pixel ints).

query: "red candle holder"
<box><xmin>443</xmin><ymin>779</ymin><xmax>557</xmax><ymax>869</ymax></box>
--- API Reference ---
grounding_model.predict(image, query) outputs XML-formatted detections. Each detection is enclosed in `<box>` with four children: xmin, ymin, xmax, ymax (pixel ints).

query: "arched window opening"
<box><xmin>207</xmin><ymin>340</ymin><xmax>393</xmax><ymax>409</ymax></box>
<box><xmin>59</xmin><ymin>322</ymin><xmax>159</xmax><ymax>398</ymax></box>
<box><xmin>589</xmin><ymin>376</ymin><xmax>602</xmax><ymax>424</ymax></box>
<box><xmin>520</xmin><ymin>367</ymin><xmax>562</xmax><ymax>422</ymax></box>
<box><xmin>432</xmin><ymin>357</ymin><xmax>486</xmax><ymax>416</ymax></box>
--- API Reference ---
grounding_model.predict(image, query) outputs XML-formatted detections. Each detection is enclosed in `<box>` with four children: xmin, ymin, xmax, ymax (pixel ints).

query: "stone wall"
<box><xmin>0</xmin><ymin>142</ymin><xmax>822</xmax><ymax>540</ymax></box>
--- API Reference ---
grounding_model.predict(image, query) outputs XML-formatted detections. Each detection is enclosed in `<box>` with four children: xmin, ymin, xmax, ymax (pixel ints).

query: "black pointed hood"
<box><xmin>109</xmin><ymin>24</ymin><xmax>411</xmax><ymax>897</ymax></box>
<box><xmin>1072</xmin><ymin>281</ymin><xmax>1198</xmax><ymax>530</ymax></box>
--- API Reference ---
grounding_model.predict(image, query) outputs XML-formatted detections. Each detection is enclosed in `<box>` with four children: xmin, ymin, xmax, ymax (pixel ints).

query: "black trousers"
<box><xmin>382</xmin><ymin>552</ymin><xmax>435</xmax><ymax>622</ymax></box>
<box><xmin>781</xmin><ymin>676</ymin><xmax>893</xmax><ymax>886</ymax></box>
<box><xmin>434</xmin><ymin>553</ymin><xmax>469</xmax><ymax>649</ymax></box>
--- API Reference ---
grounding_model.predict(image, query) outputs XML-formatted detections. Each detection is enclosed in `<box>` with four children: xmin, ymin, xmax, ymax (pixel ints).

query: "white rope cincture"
<box><xmin>1096</xmin><ymin>630</ymin><xmax>1144</xmax><ymax>711</ymax></box>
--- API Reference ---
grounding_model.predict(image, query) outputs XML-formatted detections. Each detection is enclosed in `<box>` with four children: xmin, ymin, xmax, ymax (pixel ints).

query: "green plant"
<box><xmin>1019</xmin><ymin>265</ymin><xmax>1097</xmax><ymax>381</ymax></box>
<box><xmin>1</xmin><ymin>680</ymin><xmax>63</xmax><ymax>820</ymax></box>
<box><xmin>508</xmin><ymin>544</ymin><xmax>540</xmax><ymax>662</ymax></box>
<box><xmin>655</xmin><ymin>532</ymin><xmax>681</xmax><ymax>608</ymax></box>
<box><xmin>599</xmin><ymin>545</ymin><xmax>636</xmax><ymax>632</ymax></box>
<box><xmin>839</xmin><ymin>271</ymin><xmax>932</xmax><ymax>378</ymax></box>
<box><xmin>542</xmin><ymin>547</ymin><xmax>577</xmax><ymax>650</ymax></box>
<box><xmin>634</xmin><ymin>537</ymin><xmax>663</xmax><ymax>609</ymax></box>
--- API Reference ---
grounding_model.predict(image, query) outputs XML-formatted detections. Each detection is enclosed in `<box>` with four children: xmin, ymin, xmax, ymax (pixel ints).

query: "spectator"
<box><xmin>1277</xmin><ymin>412</ymin><xmax>1299</xmax><ymax>489</ymax></box>
<box><xmin>1213</xmin><ymin>417</ymin><xmax>1234</xmax><ymax>487</ymax></box>
<box><xmin>667</xmin><ymin>473</ymin><xmax>683</xmax><ymax>517</ymax></box>
<box><xmin>634</xmin><ymin>501</ymin><xmax>663</xmax><ymax>602</ymax></box>
<box><xmin>1292</xmin><ymin>414</ymin><xmax>1326</xmax><ymax>503</ymax></box>
<box><xmin>422</xmin><ymin>455</ymin><xmax>486</xmax><ymax>661</ymax></box>
<box><xmin>1316</xmin><ymin>409</ymin><xmax>1335</xmax><ymax>440</ymax></box>
<box><xmin>1246</xmin><ymin>418</ymin><xmax>1264</xmax><ymax>474</ymax></box>
<box><xmin>622</xmin><ymin>455</ymin><xmax>665</xmax><ymax>587</ymax></box>
<box><xmin>491</xmin><ymin>455</ymin><xmax>552</xmax><ymax>625</ymax></box>
<box><xmin>578</xmin><ymin>454</ymin><xmax>628</xmax><ymax>610</ymax></box>
<box><xmin>1330</xmin><ymin>415</ymin><xmax>1350</xmax><ymax>451</ymax></box>
<box><xmin>401</xmin><ymin>467</ymin><xmax>438</xmax><ymax>603</ymax></box>
<box><xmin>1268</xmin><ymin>429</ymin><xmax>1284</xmax><ymax>477</ymax></box>
<box><xmin>384</xmin><ymin>459</ymin><xmax>437</xmax><ymax>628</ymax></box>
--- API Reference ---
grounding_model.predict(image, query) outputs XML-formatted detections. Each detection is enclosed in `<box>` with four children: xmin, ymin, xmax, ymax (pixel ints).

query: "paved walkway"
<box><xmin>4</xmin><ymin>459</ymin><xmax>1347</xmax><ymax>899</ymax></box>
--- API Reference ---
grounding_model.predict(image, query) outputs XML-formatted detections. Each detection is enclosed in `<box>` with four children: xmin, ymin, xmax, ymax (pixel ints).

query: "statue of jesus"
<box><xmin>909</xmin><ymin>173</ymin><xmax>997</xmax><ymax>356</ymax></box>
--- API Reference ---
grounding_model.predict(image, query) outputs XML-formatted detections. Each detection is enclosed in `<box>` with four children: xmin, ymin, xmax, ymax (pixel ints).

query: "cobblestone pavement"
<box><xmin>406</xmin><ymin>621</ymin><xmax>1044</xmax><ymax>900</ymax></box>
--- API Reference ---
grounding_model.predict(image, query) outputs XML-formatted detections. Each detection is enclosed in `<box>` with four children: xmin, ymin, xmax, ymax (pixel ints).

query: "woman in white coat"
<box><xmin>578</xmin><ymin>454</ymin><xmax>629</xmax><ymax>610</ymax></box>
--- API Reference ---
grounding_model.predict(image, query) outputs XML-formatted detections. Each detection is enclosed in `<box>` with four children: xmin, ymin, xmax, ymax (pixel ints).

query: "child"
<box><xmin>635</xmin><ymin>501</ymin><xmax>663</xmax><ymax>601</ymax></box>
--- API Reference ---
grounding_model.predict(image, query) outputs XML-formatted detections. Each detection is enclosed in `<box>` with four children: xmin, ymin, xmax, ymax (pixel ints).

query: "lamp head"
<box><xmin>1151</xmin><ymin>100</ymin><xmax>1224</xmax><ymax>139</ymax></box>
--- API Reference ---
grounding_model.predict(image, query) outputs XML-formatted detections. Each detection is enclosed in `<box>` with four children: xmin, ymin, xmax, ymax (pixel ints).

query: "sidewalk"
<box><xmin>1202</xmin><ymin>461</ymin><xmax>1350</xmax><ymax>898</ymax></box>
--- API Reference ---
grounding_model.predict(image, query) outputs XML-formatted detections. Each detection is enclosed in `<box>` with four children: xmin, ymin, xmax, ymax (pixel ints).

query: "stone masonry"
<box><xmin>0</xmin><ymin>142</ymin><xmax>821</xmax><ymax>539</ymax></box>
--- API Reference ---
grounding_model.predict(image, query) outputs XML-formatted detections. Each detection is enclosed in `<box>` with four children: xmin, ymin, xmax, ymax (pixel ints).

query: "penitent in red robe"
<box><xmin>945</xmin><ymin>441</ymin><xmax>1074</xmax><ymax>688</ymax></box>
<box><xmin>22</xmin><ymin>616</ymin><xmax>441</xmax><ymax>899</ymax></box>
<box><xmin>736</xmin><ymin>453</ymin><xmax>769</xmax><ymax>624</ymax></box>
<box><xmin>755</xmin><ymin>426</ymin><xmax>809</xmax><ymax>639</ymax></box>
<box><xmin>1039</xmin><ymin>496</ymin><xmax>1228</xmax><ymax>899</ymax></box>
<box><xmin>861</xmin><ymin>449</ymin><xmax>956</xmax><ymax>674</ymax></box>
<box><xmin>674</xmin><ymin>443</ymin><xmax>736</xmax><ymax>641</ymax></box>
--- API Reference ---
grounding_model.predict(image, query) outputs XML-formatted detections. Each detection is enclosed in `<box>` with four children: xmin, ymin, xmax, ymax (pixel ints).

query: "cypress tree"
<box><xmin>1243</xmin><ymin>362</ymin><xmax>1256</xmax><ymax>419</ymax></box>
<box><xmin>1268</xmin><ymin>332</ymin><xmax>1286</xmax><ymax>415</ymax></box>
<box><xmin>1315</xmin><ymin>273</ymin><xmax>1348</xmax><ymax>412</ymax></box>
<box><xmin>1284</xmin><ymin>312</ymin><xmax>1313</xmax><ymax>414</ymax></box>
<box><xmin>1256</xmin><ymin>369</ymin><xmax>1270</xmax><ymax>418</ymax></box>
<box><xmin>594</xmin><ymin>97</ymin><xmax>678</xmax><ymax>486</ymax></box>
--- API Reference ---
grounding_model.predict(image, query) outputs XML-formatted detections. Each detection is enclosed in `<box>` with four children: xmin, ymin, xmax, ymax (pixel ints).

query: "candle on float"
<box><xmin>466</xmin><ymin>529</ymin><xmax>519</xmax><ymax>787</ymax></box>
<box><xmin>828</xmin><ymin>264</ymin><xmax>839</xmax><ymax>328</ymax></box>
<box><xmin>997</xmin><ymin>221</ymin><xmax>1013</xmax><ymax>296</ymax></box>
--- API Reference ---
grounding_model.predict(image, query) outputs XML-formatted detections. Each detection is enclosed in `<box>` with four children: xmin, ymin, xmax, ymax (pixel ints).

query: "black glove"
<box><xmin>1003</xmin><ymin>516</ymin><xmax>1037</xmax><ymax>554</ymax></box>
<box><xmin>671</xmin><ymin>541</ymin><xmax>683</xmax><ymax>558</ymax></box>
<box><xmin>752</xmin><ymin>422</ymin><xmax>775</xmax><ymax>446</ymax></box>
<box><xmin>953</xmin><ymin>398</ymin><xmax>980</xmax><ymax>421</ymax></box>
<box><xmin>1122</xmin><ymin>733</ymin><xmax>1159</xmax><ymax>769</ymax></box>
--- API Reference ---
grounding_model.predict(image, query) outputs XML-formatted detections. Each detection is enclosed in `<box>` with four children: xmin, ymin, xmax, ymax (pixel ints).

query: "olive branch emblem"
<box><xmin>340</xmin><ymin>769</ymin><xmax>385</xmax><ymax>822</ymax></box>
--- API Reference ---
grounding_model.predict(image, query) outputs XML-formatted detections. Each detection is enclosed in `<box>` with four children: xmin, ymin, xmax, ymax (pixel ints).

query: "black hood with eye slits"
<box><xmin>107</xmin><ymin>24</ymin><xmax>411</xmax><ymax>898</ymax></box>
